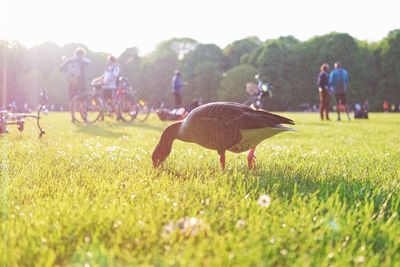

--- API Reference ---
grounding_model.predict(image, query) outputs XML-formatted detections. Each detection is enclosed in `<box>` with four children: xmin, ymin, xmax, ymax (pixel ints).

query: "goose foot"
<box><xmin>247</xmin><ymin>147</ymin><xmax>256</xmax><ymax>169</ymax></box>
<box><xmin>219</xmin><ymin>150</ymin><xmax>226</xmax><ymax>170</ymax></box>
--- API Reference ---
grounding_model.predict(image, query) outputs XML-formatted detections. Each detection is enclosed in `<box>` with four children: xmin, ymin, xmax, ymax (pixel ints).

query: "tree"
<box><xmin>253</xmin><ymin>36</ymin><xmax>300</xmax><ymax>110</ymax></box>
<box><xmin>190</xmin><ymin>62</ymin><xmax>221</xmax><ymax>102</ymax></box>
<box><xmin>377</xmin><ymin>29</ymin><xmax>400</xmax><ymax>107</ymax></box>
<box><xmin>223</xmin><ymin>37</ymin><xmax>261</xmax><ymax>69</ymax></box>
<box><xmin>118</xmin><ymin>47</ymin><xmax>141</xmax><ymax>88</ymax></box>
<box><xmin>218</xmin><ymin>64</ymin><xmax>257</xmax><ymax>103</ymax></box>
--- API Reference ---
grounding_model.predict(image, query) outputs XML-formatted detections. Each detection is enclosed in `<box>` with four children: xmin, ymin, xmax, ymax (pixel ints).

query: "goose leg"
<box><xmin>218</xmin><ymin>150</ymin><xmax>226</xmax><ymax>170</ymax></box>
<box><xmin>247</xmin><ymin>147</ymin><xmax>256</xmax><ymax>169</ymax></box>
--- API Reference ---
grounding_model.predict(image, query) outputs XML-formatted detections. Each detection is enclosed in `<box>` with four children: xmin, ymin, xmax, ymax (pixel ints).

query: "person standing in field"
<box><xmin>329</xmin><ymin>62</ymin><xmax>351</xmax><ymax>121</ymax></box>
<box><xmin>383</xmin><ymin>100</ymin><xmax>389</xmax><ymax>112</ymax></box>
<box><xmin>59</xmin><ymin>47</ymin><xmax>91</xmax><ymax>100</ymax></box>
<box><xmin>172</xmin><ymin>70</ymin><xmax>184</xmax><ymax>108</ymax></box>
<box><xmin>317</xmin><ymin>63</ymin><xmax>330</xmax><ymax>120</ymax></box>
<box><xmin>101</xmin><ymin>55</ymin><xmax>120</xmax><ymax>108</ymax></box>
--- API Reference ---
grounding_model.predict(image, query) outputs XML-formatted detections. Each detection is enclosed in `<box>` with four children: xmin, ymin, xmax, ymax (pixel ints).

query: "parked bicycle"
<box><xmin>0</xmin><ymin>90</ymin><xmax>47</xmax><ymax>138</ymax></box>
<box><xmin>71</xmin><ymin>77</ymin><xmax>134</xmax><ymax>123</ymax></box>
<box><xmin>71</xmin><ymin>76</ymin><xmax>151</xmax><ymax>123</ymax></box>
<box><xmin>114</xmin><ymin>77</ymin><xmax>152</xmax><ymax>122</ymax></box>
<box><xmin>134</xmin><ymin>97</ymin><xmax>152</xmax><ymax>122</ymax></box>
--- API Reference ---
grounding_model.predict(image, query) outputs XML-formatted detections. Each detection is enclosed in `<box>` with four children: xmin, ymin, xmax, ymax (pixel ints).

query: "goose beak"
<box><xmin>152</xmin><ymin>143</ymin><xmax>171</xmax><ymax>168</ymax></box>
<box><xmin>153</xmin><ymin>158</ymin><xmax>161</xmax><ymax>168</ymax></box>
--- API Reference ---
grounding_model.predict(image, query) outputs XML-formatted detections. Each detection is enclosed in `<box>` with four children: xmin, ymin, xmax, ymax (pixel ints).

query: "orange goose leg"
<box><xmin>219</xmin><ymin>150</ymin><xmax>226</xmax><ymax>170</ymax></box>
<box><xmin>247</xmin><ymin>147</ymin><xmax>256</xmax><ymax>169</ymax></box>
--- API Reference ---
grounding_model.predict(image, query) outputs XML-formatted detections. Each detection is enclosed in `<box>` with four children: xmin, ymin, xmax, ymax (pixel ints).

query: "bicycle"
<box><xmin>114</xmin><ymin>77</ymin><xmax>140</xmax><ymax>123</ymax></box>
<box><xmin>0</xmin><ymin>90</ymin><xmax>47</xmax><ymax>138</ymax></box>
<box><xmin>70</xmin><ymin>77</ymin><xmax>139</xmax><ymax>123</ymax></box>
<box><xmin>133</xmin><ymin>96</ymin><xmax>152</xmax><ymax>122</ymax></box>
<box><xmin>245</xmin><ymin>74</ymin><xmax>272</xmax><ymax>110</ymax></box>
<box><xmin>114</xmin><ymin>76</ymin><xmax>152</xmax><ymax>123</ymax></box>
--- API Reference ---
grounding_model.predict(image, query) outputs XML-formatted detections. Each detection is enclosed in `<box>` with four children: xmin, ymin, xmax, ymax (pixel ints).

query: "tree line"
<box><xmin>1</xmin><ymin>29</ymin><xmax>400</xmax><ymax>111</ymax></box>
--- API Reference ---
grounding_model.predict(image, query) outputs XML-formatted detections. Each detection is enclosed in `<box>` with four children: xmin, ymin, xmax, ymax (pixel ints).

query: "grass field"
<box><xmin>1</xmin><ymin>112</ymin><xmax>399</xmax><ymax>266</ymax></box>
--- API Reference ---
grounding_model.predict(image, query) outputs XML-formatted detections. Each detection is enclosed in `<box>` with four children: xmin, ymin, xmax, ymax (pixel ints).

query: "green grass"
<box><xmin>1</xmin><ymin>112</ymin><xmax>400</xmax><ymax>267</ymax></box>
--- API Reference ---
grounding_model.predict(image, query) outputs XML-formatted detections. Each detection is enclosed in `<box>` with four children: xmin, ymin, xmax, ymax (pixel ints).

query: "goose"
<box><xmin>152</xmin><ymin>102</ymin><xmax>295</xmax><ymax>169</ymax></box>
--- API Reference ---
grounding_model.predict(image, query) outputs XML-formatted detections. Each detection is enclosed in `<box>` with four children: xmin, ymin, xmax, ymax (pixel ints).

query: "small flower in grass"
<box><xmin>162</xmin><ymin>216</ymin><xmax>209</xmax><ymax>239</ymax></box>
<box><xmin>355</xmin><ymin>256</ymin><xmax>365</xmax><ymax>264</ymax></box>
<box><xmin>106</xmin><ymin>145</ymin><xmax>118</xmax><ymax>153</ymax></box>
<box><xmin>113</xmin><ymin>220</ymin><xmax>122</xmax><ymax>228</ymax></box>
<box><xmin>162</xmin><ymin>221</ymin><xmax>176</xmax><ymax>238</ymax></box>
<box><xmin>235</xmin><ymin>219</ymin><xmax>246</xmax><ymax>229</ymax></box>
<box><xmin>329</xmin><ymin>220</ymin><xmax>340</xmax><ymax>232</ymax></box>
<box><xmin>280</xmin><ymin>249</ymin><xmax>288</xmax><ymax>256</ymax></box>
<box><xmin>258</xmin><ymin>194</ymin><xmax>271</xmax><ymax>207</ymax></box>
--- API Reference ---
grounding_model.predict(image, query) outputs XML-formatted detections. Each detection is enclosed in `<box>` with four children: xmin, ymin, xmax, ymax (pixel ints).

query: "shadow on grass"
<box><xmin>93</xmin><ymin>116</ymin><xmax>166</xmax><ymax>132</ymax></box>
<box><xmin>73</xmin><ymin>120</ymin><xmax>165</xmax><ymax>137</ymax></box>
<box><xmin>112</xmin><ymin>122</ymin><xmax>165</xmax><ymax>132</ymax></box>
<box><xmin>74</xmin><ymin>124</ymin><xmax>125</xmax><ymax>138</ymax></box>
<box><xmin>306</xmin><ymin>122</ymin><xmax>331</xmax><ymax>126</ymax></box>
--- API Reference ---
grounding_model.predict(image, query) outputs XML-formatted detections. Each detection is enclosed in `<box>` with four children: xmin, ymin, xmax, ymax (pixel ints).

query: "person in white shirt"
<box><xmin>102</xmin><ymin>55</ymin><xmax>120</xmax><ymax>107</ymax></box>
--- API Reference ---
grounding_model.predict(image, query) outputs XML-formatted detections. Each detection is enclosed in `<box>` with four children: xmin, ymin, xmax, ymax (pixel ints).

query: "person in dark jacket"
<box><xmin>172</xmin><ymin>70</ymin><xmax>184</xmax><ymax>108</ymax></box>
<box><xmin>317</xmin><ymin>63</ymin><xmax>330</xmax><ymax>120</ymax></box>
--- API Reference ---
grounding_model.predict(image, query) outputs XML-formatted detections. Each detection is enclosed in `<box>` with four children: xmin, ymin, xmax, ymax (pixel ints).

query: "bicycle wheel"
<box><xmin>117</xmin><ymin>95</ymin><xmax>138</xmax><ymax>122</ymax></box>
<box><xmin>136</xmin><ymin>99</ymin><xmax>152</xmax><ymax>122</ymax></box>
<box><xmin>71</xmin><ymin>93</ymin><xmax>103</xmax><ymax>124</ymax></box>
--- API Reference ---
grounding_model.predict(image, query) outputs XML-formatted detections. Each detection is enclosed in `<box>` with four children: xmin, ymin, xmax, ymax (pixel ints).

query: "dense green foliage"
<box><xmin>1</xmin><ymin>113</ymin><xmax>399</xmax><ymax>266</ymax></box>
<box><xmin>1</xmin><ymin>30</ymin><xmax>400</xmax><ymax>110</ymax></box>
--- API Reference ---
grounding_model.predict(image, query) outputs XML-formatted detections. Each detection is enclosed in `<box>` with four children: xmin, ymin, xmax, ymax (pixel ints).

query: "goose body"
<box><xmin>152</xmin><ymin>102</ymin><xmax>294</xmax><ymax>169</ymax></box>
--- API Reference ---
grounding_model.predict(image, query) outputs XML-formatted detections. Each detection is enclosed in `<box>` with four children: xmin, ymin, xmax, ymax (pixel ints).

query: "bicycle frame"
<box><xmin>0</xmin><ymin>104</ymin><xmax>46</xmax><ymax>138</ymax></box>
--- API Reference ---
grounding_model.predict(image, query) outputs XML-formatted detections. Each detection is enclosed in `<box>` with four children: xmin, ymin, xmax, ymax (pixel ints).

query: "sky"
<box><xmin>1</xmin><ymin>0</ymin><xmax>399</xmax><ymax>56</ymax></box>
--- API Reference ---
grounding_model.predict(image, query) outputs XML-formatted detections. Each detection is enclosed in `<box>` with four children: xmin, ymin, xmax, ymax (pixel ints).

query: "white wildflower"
<box><xmin>235</xmin><ymin>219</ymin><xmax>246</xmax><ymax>229</ymax></box>
<box><xmin>258</xmin><ymin>194</ymin><xmax>271</xmax><ymax>207</ymax></box>
<box><xmin>355</xmin><ymin>256</ymin><xmax>365</xmax><ymax>264</ymax></box>
<box><xmin>106</xmin><ymin>145</ymin><xmax>118</xmax><ymax>153</ymax></box>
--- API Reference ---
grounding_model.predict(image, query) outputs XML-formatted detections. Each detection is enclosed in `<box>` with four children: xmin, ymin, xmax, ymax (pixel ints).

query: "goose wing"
<box><xmin>191</xmin><ymin>102</ymin><xmax>294</xmax><ymax>130</ymax></box>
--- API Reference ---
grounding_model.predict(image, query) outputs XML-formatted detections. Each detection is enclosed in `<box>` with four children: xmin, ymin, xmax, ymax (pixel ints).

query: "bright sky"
<box><xmin>1</xmin><ymin>0</ymin><xmax>399</xmax><ymax>56</ymax></box>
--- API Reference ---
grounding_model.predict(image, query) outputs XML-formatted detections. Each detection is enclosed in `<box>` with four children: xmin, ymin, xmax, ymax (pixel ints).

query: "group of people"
<box><xmin>383</xmin><ymin>100</ymin><xmax>400</xmax><ymax>112</ymax></box>
<box><xmin>61</xmin><ymin>48</ymin><xmax>185</xmax><ymax>109</ymax></box>
<box><xmin>317</xmin><ymin>62</ymin><xmax>351</xmax><ymax>121</ymax></box>
<box><xmin>60</xmin><ymin>48</ymin><xmax>120</xmax><ymax>115</ymax></box>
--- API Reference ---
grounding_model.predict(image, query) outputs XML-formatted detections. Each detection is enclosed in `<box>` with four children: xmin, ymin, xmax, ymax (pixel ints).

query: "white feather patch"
<box><xmin>228</xmin><ymin>125</ymin><xmax>294</xmax><ymax>153</ymax></box>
